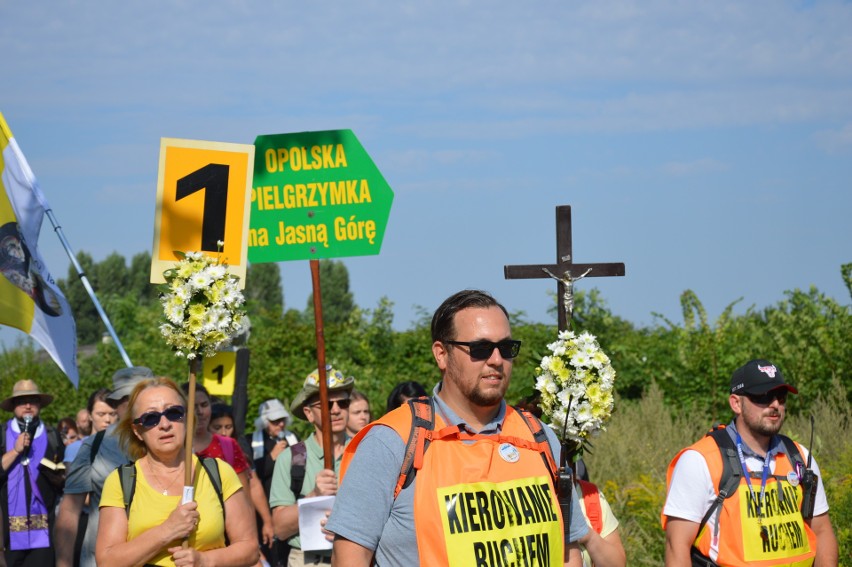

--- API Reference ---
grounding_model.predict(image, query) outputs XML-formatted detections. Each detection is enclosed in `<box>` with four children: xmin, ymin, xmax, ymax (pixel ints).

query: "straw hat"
<box><xmin>290</xmin><ymin>365</ymin><xmax>354</xmax><ymax>421</ymax></box>
<box><xmin>1</xmin><ymin>380</ymin><xmax>53</xmax><ymax>412</ymax></box>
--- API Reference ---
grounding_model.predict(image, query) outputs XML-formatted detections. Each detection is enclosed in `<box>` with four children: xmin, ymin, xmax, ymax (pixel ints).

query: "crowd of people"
<box><xmin>0</xmin><ymin>289</ymin><xmax>839</xmax><ymax>567</ymax></box>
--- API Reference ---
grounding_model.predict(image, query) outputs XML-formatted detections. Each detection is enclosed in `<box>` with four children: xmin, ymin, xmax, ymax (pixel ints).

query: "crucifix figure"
<box><xmin>504</xmin><ymin>205</ymin><xmax>625</xmax><ymax>331</ymax></box>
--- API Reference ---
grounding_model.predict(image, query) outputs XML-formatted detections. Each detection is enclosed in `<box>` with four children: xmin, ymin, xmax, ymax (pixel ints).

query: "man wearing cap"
<box><xmin>56</xmin><ymin>366</ymin><xmax>154</xmax><ymax>567</ymax></box>
<box><xmin>662</xmin><ymin>359</ymin><xmax>838</xmax><ymax>566</ymax></box>
<box><xmin>0</xmin><ymin>379</ymin><xmax>65</xmax><ymax>566</ymax></box>
<box><xmin>249</xmin><ymin>398</ymin><xmax>299</xmax><ymax>567</ymax></box>
<box><xmin>270</xmin><ymin>366</ymin><xmax>353</xmax><ymax>566</ymax></box>
<box><xmin>327</xmin><ymin>289</ymin><xmax>589</xmax><ymax>566</ymax></box>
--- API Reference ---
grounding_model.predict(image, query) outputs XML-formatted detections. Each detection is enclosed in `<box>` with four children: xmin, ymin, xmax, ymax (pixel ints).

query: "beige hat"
<box><xmin>1</xmin><ymin>380</ymin><xmax>54</xmax><ymax>412</ymax></box>
<box><xmin>290</xmin><ymin>365</ymin><xmax>354</xmax><ymax>421</ymax></box>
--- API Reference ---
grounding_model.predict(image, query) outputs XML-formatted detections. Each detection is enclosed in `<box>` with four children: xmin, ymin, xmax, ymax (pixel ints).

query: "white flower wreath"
<box><xmin>159</xmin><ymin>247</ymin><xmax>248</xmax><ymax>360</ymax></box>
<box><xmin>535</xmin><ymin>329</ymin><xmax>616</xmax><ymax>448</ymax></box>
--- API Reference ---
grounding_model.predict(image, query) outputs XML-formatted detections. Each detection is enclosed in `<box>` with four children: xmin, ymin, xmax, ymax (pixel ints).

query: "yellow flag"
<box><xmin>0</xmin><ymin>112</ymin><xmax>79</xmax><ymax>386</ymax></box>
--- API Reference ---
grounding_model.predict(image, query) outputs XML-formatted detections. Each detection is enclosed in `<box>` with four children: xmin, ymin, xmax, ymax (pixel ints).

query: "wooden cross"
<box><xmin>504</xmin><ymin>205</ymin><xmax>625</xmax><ymax>331</ymax></box>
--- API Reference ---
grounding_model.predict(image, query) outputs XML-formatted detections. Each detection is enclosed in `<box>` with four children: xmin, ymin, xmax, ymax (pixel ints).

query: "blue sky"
<box><xmin>1</xmin><ymin>1</ymin><xmax>851</xmax><ymax>352</ymax></box>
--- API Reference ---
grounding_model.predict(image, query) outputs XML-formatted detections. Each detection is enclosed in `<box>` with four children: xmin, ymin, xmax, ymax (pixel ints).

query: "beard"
<box><xmin>468</xmin><ymin>385</ymin><xmax>506</xmax><ymax>408</ymax></box>
<box><xmin>745</xmin><ymin>408</ymin><xmax>785</xmax><ymax>438</ymax></box>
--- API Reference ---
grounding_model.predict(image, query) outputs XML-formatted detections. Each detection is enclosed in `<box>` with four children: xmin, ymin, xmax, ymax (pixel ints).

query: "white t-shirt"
<box><xmin>663</xmin><ymin>444</ymin><xmax>829</xmax><ymax>561</ymax></box>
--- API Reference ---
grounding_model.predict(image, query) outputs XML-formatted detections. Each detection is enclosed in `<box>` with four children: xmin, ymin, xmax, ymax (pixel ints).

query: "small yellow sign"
<box><xmin>202</xmin><ymin>350</ymin><xmax>236</xmax><ymax>397</ymax></box>
<box><xmin>151</xmin><ymin>138</ymin><xmax>254</xmax><ymax>286</ymax></box>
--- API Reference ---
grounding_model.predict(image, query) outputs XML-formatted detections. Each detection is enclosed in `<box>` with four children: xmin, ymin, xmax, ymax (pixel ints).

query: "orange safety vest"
<box><xmin>663</xmin><ymin>434</ymin><xmax>817</xmax><ymax>567</ymax></box>
<box><xmin>342</xmin><ymin>404</ymin><xmax>565</xmax><ymax>567</ymax></box>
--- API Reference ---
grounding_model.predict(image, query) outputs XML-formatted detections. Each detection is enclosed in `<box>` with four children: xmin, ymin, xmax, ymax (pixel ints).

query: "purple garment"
<box><xmin>5</xmin><ymin>420</ymin><xmax>49</xmax><ymax>550</ymax></box>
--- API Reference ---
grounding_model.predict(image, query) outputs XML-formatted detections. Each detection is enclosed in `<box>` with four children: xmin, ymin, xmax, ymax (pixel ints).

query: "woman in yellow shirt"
<box><xmin>96</xmin><ymin>377</ymin><xmax>258</xmax><ymax>567</ymax></box>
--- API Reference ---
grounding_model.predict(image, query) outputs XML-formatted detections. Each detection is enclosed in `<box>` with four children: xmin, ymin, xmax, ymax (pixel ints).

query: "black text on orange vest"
<box><xmin>444</xmin><ymin>482</ymin><xmax>558</xmax><ymax>534</ymax></box>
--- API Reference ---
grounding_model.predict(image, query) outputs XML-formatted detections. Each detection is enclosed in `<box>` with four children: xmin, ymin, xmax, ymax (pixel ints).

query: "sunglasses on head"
<box><xmin>445</xmin><ymin>339</ymin><xmax>522</xmax><ymax>360</ymax></box>
<box><xmin>745</xmin><ymin>390</ymin><xmax>788</xmax><ymax>405</ymax></box>
<box><xmin>309</xmin><ymin>398</ymin><xmax>351</xmax><ymax>411</ymax></box>
<box><xmin>133</xmin><ymin>405</ymin><xmax>186</xmax><ymax>429</ymax></box>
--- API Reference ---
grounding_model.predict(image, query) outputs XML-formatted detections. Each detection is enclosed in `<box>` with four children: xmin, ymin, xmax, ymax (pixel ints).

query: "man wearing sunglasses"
<box><xmin>56</xmin><ymin>366</ymin><xmax>154</xmax><ymax>567</ymax></box>
<box><xmin>663</xmin><ymin>359</ymin><xmax>838</xmax><ymax>566</ymax></box>
<box><xmin>328</xmin><ymin>289</ymin><xmax>590</xmax><ymax>567</ymax></box>
<box><xmin>269</xmin><ymin>366</ymin><xmax>354</xmax><ymax>566</ymax></box>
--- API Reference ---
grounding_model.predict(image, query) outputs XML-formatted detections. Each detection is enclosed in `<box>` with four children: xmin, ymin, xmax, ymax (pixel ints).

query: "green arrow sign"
<box><xmin>248</xmin><ymin>129</ymin><xmax>394</xmax><ymax>263</ymax></box>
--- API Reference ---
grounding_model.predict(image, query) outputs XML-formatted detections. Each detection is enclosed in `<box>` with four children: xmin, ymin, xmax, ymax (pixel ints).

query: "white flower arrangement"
<box><xmin>535</xmin><ymin>329</ymin><xmax>616</xmax><ymax>449</ymax></box>
<box><xmin>159</xmin><ymin>246</ymin><xmax>248</xmax><ymax>360</ymax></box>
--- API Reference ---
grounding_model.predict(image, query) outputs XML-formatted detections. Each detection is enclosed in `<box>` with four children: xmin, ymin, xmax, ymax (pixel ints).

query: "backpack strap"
<box><xmin>577</xmin><ymin>479</ymin><xmax>604</xmax><ymax>533</ymax></box>
<box><xmin>779</xmin><ymin>434</ymin><xmax>805</xmax><ymax>469</ymax></box>
<box><xmin>700</xmin><ymin>427</ymin><xmax>742</xmax><ymax>536</ymax></box>
<box><xmin>199</xmin><ymin>458</ymin><xmax>224</xmax><ymax>508</ymax></box>
<box><xmin>512</xmin><ymin>407</ymin><xmax>559</xmax><ymax>487</ymax></box>
<box><xmin>198</xmin><ymin>457</ymin><xmax>227</xmax><ymax>534</ymax></box>
<box><xmin>394</xmin><ymin>396</ymin><xmax>435</xmax><ymax>498</ymax></box>
<box><xmin>290</xmin><ymin>442</ymin><xmax>308</xmax><ymax>497</ymax></box>
<box><xmin>118</xmin><ymin>462</ymin><xmax>137</xmax><ymax>518</ymax></box>
<box><xmin>90</xmin><ymin>430</ymin><xmax>107</xmax><ymax>464</ymax></box>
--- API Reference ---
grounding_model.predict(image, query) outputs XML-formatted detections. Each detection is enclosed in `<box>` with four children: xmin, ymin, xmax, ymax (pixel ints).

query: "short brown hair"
<box><xmin>430</xmin><ymin>289</ymin><xmax>508</xmax><ymax>343</ymax></box>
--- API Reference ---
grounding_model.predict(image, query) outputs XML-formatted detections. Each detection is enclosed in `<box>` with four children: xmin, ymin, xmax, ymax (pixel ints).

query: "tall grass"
<box><xmin>584</xmin><ymin>382</ymin><xmax>851</xmax><ymax>565</ymax></box>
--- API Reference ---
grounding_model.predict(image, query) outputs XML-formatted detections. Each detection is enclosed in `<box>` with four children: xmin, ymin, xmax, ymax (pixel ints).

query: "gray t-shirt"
<box><xmin>327</xmin><ymin>388</ymin><xmax>590</xmax><ymax>566</ymax></box>
<box><xmin>63</xmin><ymin>424</ymin><xmax>130</xmax><ymax>567</ymax></box>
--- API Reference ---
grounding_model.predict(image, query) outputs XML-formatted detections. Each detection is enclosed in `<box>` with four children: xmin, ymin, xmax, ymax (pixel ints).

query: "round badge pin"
<box><xmin>499</xmin><ymin>443</ymin><xmax>520</xmax><ymax>463</ymax></box>
<box><xmin>787</xmin><ymin>470</ymin><xmax>800</xmax><ymax>487</ymax></box>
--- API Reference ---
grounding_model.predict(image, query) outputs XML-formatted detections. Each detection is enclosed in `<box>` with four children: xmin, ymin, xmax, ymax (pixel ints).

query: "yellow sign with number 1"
<box><xmin>202</xmin><ymin>350</ymin><xmax>236</xmax><ymax>397</ymax></box>
<box><xmin>151</xmin><ymin>138</ymin><xmax>255</xmax><ymax>287</ymax></box>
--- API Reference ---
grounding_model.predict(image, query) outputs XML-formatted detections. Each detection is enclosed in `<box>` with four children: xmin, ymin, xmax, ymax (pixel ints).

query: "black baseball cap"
<box><xmin>730</xmin><ymin>359</ymin><xmax>798</xmax><ymax>396</ymax></box>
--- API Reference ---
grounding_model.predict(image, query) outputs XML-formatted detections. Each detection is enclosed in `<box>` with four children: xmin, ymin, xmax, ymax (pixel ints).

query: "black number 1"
<box><xmin>176</xmin><ymin>163</ymin><xmax>230</xmax><ymax>252</ymax></box>
<box><xmin>212</xmin><ymin>365</ymin><xmax>224</xmax><ymax>384</ymax></box>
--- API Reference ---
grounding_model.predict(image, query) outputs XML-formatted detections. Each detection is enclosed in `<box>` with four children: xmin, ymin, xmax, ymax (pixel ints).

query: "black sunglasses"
<box><xmin>745</xmin><ymin>390</ymin><xmax>788</xmax><ymax>406</ymax></box>
<box><xmin>309</xmin><ymin>398</ymin><xmax>351</xmax><ymax>411</ymax></box>
<box><xmin>445</xmin><ymin>340</ymin><xmax>522</xmax><ymax>360</ymax></box>
<box><xmin>133</xmin><ymin>405</ymin><xmax>186</xmax><ymax>429</ymax></box>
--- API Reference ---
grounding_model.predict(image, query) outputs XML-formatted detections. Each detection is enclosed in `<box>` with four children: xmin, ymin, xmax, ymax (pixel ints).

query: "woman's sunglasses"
<box><xmin>133</xmin><ymin>405</ymin><xmax>186</xmax><ymax>429</ymax></box>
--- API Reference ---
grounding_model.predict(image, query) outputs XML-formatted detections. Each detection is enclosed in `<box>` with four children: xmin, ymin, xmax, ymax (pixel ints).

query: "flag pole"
<box><xmin>41</xmin><ymin>207</ymin><xmax>133</xmax><ymax>367</ymax></box>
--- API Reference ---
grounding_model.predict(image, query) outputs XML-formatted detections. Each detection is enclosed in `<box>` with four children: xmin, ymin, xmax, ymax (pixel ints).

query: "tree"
<box><xmin>127</xmin><ymin>251</ymin><xmax>159</xmax><ymax>305</ymax></box>
<box><xmin>304</xmin><ymin>259</ymin><xmax>355</xmax><ymax>325</ymax></box>
<box><xmin>58</xmin><ymin>251</ymin><xmax>100</xmax><ymax>345</ymax></box>
<box><xmin>244</xmin><ymin>263</ymin><xmax>283</xmax><ymax>316</ymax></box>
<box><xmin>94</xmin><ymin>252</ymin><xmax>129</xmax><ymax>297</ymax></box>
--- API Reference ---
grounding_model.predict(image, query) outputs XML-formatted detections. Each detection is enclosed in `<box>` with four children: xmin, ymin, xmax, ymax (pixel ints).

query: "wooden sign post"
<box><xmin>504</xmin><ymin>205</ymin><xmax>625</xmax><ymax>331</ymax></box>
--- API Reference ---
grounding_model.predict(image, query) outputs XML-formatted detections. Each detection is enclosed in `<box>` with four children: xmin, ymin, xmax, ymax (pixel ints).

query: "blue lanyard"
<box><xmin>735</xmin><ymin>433</ymin><xmax>772</xmax><ymax>520</ymax></box>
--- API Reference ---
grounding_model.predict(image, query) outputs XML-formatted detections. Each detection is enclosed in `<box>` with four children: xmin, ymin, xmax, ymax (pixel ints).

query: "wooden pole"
<box><xmin>181</xmin><ymin>357</ymin><xmax>201</xmax><ymax>547</ymax></box>
<box><xmin>184</xmin><ymin>358</ymin><xmax>200</xmax><ymax>489</ymax></box>
<box><xmin>310</xmin><ymin>260</ymin><xmax>333</xmax><ymax>469</ymax></box>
